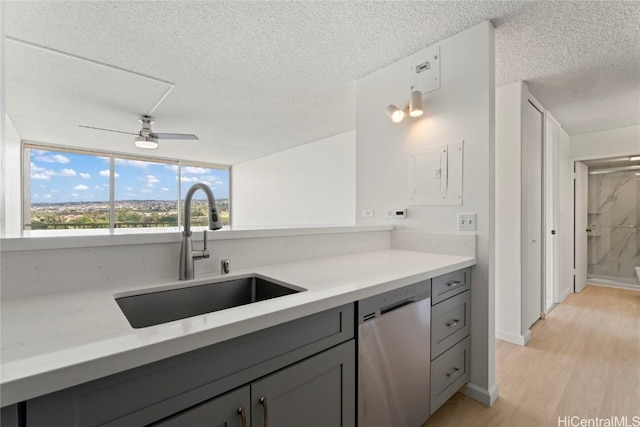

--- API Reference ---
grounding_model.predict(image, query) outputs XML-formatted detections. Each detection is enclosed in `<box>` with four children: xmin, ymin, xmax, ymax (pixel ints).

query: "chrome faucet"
<box><xmin>179</xmin><ymin>183</ymin><xmax>223</xmax><ymax>280</ymax></box>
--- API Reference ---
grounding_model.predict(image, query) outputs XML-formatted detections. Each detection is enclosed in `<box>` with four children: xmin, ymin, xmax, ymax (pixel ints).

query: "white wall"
<box><xmin>1</xmin><ymin>115</ymin><xmax>22</xmax><ymax>235</ymax></box>
<box><xmin>356</xmin><ymin>21</ymin><xmax>497</xmax><ymax>405</ymax></box>
<box><xmin>570</xmin><ymin>125</ymin><xmax>640</xmax><ymax>159</ymax></box>
<box><xmin>494</xmin><ymin>82</ymin><xmax>524</xmax><ymax>344</ymax></box>
<box><xmin>232</xmin><ymin>131</ymin><xmax>356</xmax><ymax>227</ymax></box>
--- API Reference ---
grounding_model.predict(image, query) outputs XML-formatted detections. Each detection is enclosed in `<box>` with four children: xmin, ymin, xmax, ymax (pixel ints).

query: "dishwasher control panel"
<box><xmin>357</xmin><ymin>278</ymin><xmax>431</xmax><ymax>323</ymax></box>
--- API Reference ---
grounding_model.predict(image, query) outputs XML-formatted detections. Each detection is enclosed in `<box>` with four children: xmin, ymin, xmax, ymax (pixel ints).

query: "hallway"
<box><xmin>423</xmin><ymin>285</ymin><xmax>640</xmax><ymax>427</ymax></box>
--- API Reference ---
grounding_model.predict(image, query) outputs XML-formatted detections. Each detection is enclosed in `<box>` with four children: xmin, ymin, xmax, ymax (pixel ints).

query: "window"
<box><xmin>23</xmin><ymin>144</ymin><xmax>231</xmax><ymax>231</ymax></box>
<box><xmin>180</xmin><ymin>165</ymin><xmax>230</xmax><ymax>227</ymax></box>
<box><xmin>114</xmin><ymin>158</ymin><xmax>179</xmax><ymax>228</ymax></box>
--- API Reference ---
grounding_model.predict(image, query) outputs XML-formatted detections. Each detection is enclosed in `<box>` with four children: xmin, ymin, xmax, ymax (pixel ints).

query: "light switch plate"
<box><xmin>457</xmin><ymin>213</ymin><xmax>476</xmax><ymax>231</ymax></box>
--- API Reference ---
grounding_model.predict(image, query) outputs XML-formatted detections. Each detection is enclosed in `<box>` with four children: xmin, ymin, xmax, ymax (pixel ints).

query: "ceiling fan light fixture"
<box><xmin>134</xmin><ymin>136</ymin><xmax>159</xmax><ymax>149</ymax></box>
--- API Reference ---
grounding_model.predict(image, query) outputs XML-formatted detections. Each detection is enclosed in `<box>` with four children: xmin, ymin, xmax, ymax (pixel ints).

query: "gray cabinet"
<box><xmin>431</xmin><ymin>289</ymin><xmax>471</xmax><ymax>359</ymax></box>
<box><xmin>430</xmin><ymin>267</ymin><xmax>472</xmax><ymax>415</ymax></box>
<box><xmin>23</xmin><ymin>304</ymin><xmax>355</xmax><ymax>427</ymax></box>
<box><xmin>145</xmin><ymin>341</ymin><xmax>355</xmax><ymax>427</ymax></box>
<box><xmin>252</xmin><ymin>341</ymin><xmax>355</xmax><ymax>427</ymax></box>
<box><xmin>151</xmin><ymin>386</ymin><xmax>250</xmax><ymax>427</ymax></box>
<box><xmin>0</xmin><ymin>404</ymin><xmax>21</xmax><ymax>427</ymax></box>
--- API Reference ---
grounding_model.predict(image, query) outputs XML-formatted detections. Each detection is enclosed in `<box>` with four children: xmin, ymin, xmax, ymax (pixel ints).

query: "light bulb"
<box><xmin>386</xmin><ymin>105</ymin><xmax>405</xmax><ymax>123</ymax></box>
<box><xmin>134</xmin><ymin>136</ymin><xmax>159</xmax><ymax>149</ymax></box>
<box><xmin>409</xmin><ymin>90</ymin><xmax>423</xmax><ymax>117</ymax></box>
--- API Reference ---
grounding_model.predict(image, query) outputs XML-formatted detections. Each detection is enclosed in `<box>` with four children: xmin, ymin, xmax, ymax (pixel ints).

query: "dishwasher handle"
<box><xmin>381</xmin><ymin>299</ymin><xmax>414</xmax><ymax>315</ymax></box>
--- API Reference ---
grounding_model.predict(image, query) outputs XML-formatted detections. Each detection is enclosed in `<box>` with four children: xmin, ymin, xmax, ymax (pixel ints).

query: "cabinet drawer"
<box><xmin>430</xmin><ymin>336</ymin><xmax>470</xmax><ymax>415</ymax></box>
<box><xmin>431</xmin><ymin>290</ymin><xmax>470</xmax><ymax>359</ymax></box>
<box><xmin>150</xmin><ymin>386</ymin><xmax>249</xmax><ymax>427</ymax></box>
<box><xmin>431</xmin><ymin>268</ymin><xmax>470</xmax><ymax>305</ymax></box>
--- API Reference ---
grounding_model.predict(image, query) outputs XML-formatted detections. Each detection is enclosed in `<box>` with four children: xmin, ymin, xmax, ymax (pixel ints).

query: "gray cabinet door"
<box><xmin>151</xmin><ymin>386</ymin><xmax>250</xmax><ymax>427</ymax></box>
<box><xmin>251</xmin><ymin>341</ymin><xmax>355</xmax><ymax>427</ymax></box>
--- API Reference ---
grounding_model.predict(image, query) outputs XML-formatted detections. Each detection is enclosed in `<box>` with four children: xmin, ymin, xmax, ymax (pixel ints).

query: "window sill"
<box><xmin>0</xmin><ymin>225</ymin><xmax>393</xmax><ymax>252</ymax></box>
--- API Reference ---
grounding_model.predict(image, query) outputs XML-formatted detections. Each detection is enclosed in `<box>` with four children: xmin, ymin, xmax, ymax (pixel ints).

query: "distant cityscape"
<box><xmin>30</xmin><ymin>199</ymin><xmax>230</xmax><ymax>229</ymax></box>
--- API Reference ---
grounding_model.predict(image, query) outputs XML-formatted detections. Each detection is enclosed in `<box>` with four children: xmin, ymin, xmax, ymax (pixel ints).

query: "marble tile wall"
<box><xmin>587</xmin><ymin>170</ymin><xmax>640</xmax><ymax>283</ymax></box>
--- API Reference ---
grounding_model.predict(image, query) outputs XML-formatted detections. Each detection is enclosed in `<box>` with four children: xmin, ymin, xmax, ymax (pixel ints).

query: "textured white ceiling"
<box><xmin>4</xmin><ymin>1</ymin><xmax>639</xmax><ymax>165</ymax></box>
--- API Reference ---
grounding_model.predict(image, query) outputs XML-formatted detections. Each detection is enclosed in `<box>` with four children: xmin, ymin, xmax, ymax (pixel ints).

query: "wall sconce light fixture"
<box><xmin>409</xmin><ymin>90</ymin><xmax>423</xmax><ymax>117</ymax></box>
<box><xmin>386</xmin><ymin>90</ymin><xmax>424</xmax><ymax>123</ymax></box>
<box><xmin>386</xmin><ymin>105</ymin><xmax>405</xmax><ymax>123</ymax></box>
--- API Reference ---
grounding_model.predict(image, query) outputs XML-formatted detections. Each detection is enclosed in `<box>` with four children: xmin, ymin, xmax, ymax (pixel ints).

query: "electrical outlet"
<box><xmin>386</xmin><ymin>209</ymin><xmax>407</xmax><ymax>219</ymax></box>
<box><xmin>457</xmin><ymin>213</ymin><xmax>476</xmax><ymax>231</ymax></box>
<box><xmin>361</xmin><ymin>209</ymin><xmax>374</xmax><ymax>218</ymax></box>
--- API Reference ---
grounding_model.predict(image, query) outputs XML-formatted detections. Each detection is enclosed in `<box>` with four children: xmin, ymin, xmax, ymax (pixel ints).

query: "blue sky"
<box><xmin>30</xmin><ymin>149</ymin><xmax>230</xmax><ymax>203</ymax></box>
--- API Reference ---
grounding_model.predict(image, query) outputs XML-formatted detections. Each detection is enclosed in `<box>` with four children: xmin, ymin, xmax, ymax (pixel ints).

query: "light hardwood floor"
<box><xmin>423</xmin><ymin>285</ymin><xmax>640</xmax><ymax>427</ymax></box>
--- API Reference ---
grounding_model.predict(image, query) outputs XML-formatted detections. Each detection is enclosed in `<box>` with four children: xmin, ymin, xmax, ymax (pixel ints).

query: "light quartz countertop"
<box><xmin>0</xmin><ymin>249</ymin><xmax>474</xmax><ymax>407</ymax></box>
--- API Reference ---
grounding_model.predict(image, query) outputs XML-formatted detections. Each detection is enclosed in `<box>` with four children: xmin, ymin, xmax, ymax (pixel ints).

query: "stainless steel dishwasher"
<box><xmin>358</xmin><ymin>280</ymin><xmax>431</xmax><ymax>427</ymax></box>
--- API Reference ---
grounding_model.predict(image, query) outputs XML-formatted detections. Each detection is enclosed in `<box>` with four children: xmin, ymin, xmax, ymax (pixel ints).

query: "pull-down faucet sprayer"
<box><xmin>179</xmin><ymin>183</ymin><xmax>223</xmax><ymax>280</ymax></box>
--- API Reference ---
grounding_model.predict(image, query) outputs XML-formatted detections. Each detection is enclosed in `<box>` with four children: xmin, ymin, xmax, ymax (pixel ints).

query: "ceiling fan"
<box><xmin>79</xmin><ymin>115</ymin><xmax>198</xmax><ymax>149</ymax></box>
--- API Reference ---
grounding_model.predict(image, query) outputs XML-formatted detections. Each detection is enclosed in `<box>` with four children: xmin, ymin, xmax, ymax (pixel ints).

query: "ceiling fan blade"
<box><xmin>79</xmin><ymin>125</ymin><xmax>139</xmax><ymax>136</ymax></box>
<box><xmin>150</xmin><ymin>133</ymin><xmax>199</xmax><ymax>140</ymax></box>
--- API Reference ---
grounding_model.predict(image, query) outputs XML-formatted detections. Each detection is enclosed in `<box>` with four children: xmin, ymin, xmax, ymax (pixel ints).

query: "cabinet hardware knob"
<box><xmin>237</xmin><ymin>406</ymin><xmax>247</xmax><ymax>427</ymax></box>
<box><xmin>447</xmin><ymin>281</ymin><xmax>460</xmax><ymax>287</ymax></box>
<box><xmin>446</xmin><ymin>367</ymin><xmax>460</xmax><ymax>378</ymax></box>
<box><xmin>260</xmin><ymin>396</ymin><xmax>269</xmax><ymax>427</ymax></box>
<box><xmin>446</xmin><ymin>319</ymin><xmax>460</xmax><ymax>327</ymax></box>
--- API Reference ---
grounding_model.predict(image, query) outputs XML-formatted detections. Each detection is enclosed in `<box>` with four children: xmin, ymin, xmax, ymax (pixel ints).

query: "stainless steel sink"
<box><xmin>116</xmin><ymin>276</ymin><xmax>303</xmax><ymax>328</ymax></box>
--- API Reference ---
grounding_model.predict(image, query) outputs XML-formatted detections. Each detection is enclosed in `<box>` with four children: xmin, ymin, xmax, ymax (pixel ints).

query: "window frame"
<box><xmin>22</xmin><ymin>142</ymin><xmax>232</xmax><ymax>232</ymax></box>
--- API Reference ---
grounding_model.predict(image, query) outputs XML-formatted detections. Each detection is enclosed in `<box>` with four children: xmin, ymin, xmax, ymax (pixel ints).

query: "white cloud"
<box><xmin>146</xmin><ymin>174</ymin><xmax>160</xmax><ymax>187</ymax></box>
<box><xmin>36</xmin><ymin>154</ymin><xmax>70</xmax><ymax>164</ymax></box>
<box><xmin>125</xmin><ymin>187</ymin><xmax>134</xmax><ymax>191</ymax></box>
<box><xmin>59</xmin><ymin>168</ymin><xmax>77</xmax><ymax>177</ymax></box>
<box><xmin>95</xmin><ymin>186</ymin><xmax>102</xmax><ymax>190</ymax></box>
<box><xmin>31</xmin><ymin>173</ymin><xmax>51</xmax><ymax>180</ymax></box>
<box><xmin>183</xmin><ymin>166</ymin><xmax>208</xmax><ymax>175</ymax></box>
<box><xmin>161</xmin><ymin>187</ymin><xmax>170</xmax><ymax>192</ymax></box>
<box><xmin>73</xmin><ymin>184</ymin><xmax>88</xmax><ymax>190</ymax></box>
<box><xmin>180</xmin><ymin>176</ymin><xmax>199</xmax><ymax>183</ymax></box>
<box><xmin>31</xmin><ymin>163</ymin><xmax>45</xmax><ymax>172</ymax></box>
<box><xmin>44</xmin><ymin>194</ymin><xmax>53</xmax><ymax>199</ymax></box>
<box><xmin>71</xmin><ymin>193</ymin><xmax>79</xmax><ymax>197</ymax></box>
<box><xmin>141</xmin><ymin>189</ymin><xmax>153</xmax><ymax>193</ymax></box>
<box><xmin>115</xmin><ymin>159</ymin><xmax>149</xmax><ymax>169</ymax></box>
<box><xmin>51</xmin><ymin>189</ymin><xmax>59</xmax><ymax>193</ymax></box>
<box><xmin>204</xmin><ymin>175</ymin><xmax>224</xmax><ymax>186</ymax></box>
<box><xmin>79</xmin><ymin>173</ymin><xmax>91</xmax><ymax>179</ymax></box>
<box><xmin>164</xmin><ymin>165</ymin><xmax>179</xmax><ymax>172</ymax></box>
<box><xmin>39</xmin><ymin>185</ymin><xmax>46</xmax><ymax>189</ymax></box>
<box><xmin>99</xmin><ymin>169</ymin><xmax>119</xmax><ymax>178</ymax></box>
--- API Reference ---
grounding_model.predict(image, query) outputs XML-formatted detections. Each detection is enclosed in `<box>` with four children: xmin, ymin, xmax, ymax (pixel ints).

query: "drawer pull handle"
<box><xmin>260</xmin><ymin>396</ymin><xmax>269</xmax><ymax>427</ymax></box>
<box><xmin>446</xmin><ymin>319</ymin><xmax>460</xmax><ymax>327</ymax></box>
<box><xmin>446</xmin><ymin>367</ymin><xmax>460</xmax><ymax>378</ymax></box>
<box><xmin>238</xmin><ymin>406</ymin><xmax>247</xmax><ymax>427</ymax></box>
<box><xmin>447</xmin><ymin>281</ymin><xmax>461</xmax><ymax>288</ymax></box>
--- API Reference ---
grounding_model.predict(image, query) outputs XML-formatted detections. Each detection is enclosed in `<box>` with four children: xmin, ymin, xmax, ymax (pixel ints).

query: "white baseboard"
<box><xmin>463</xmin><ymin>382</ymin><xmax>499</xmax><ymax>406</ymax></box>
<box><xmin>557</xmin><ymin>287</ymin><xmax>571</xmax><ymax>303</ymax></box>
<box><xmin>495</xmin><ymin>329</ymin><xmax>531</xmax><ymax>346</ymax></box>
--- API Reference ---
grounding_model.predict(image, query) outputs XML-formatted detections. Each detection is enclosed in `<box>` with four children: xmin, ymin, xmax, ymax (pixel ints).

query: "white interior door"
<box><xmin>543</xmin><ymin>118</ymin><xmax>560</xmax><ymax>312</ymax></box>
<box><xmin>574</xmin><ymin>161</ymin><xmax>588</xmax><ymax>292</ymax></box>
<box><xmin>522</xmin><ymin>100</ymin><xmax>543</xmax><ymax>329</ymax></box>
